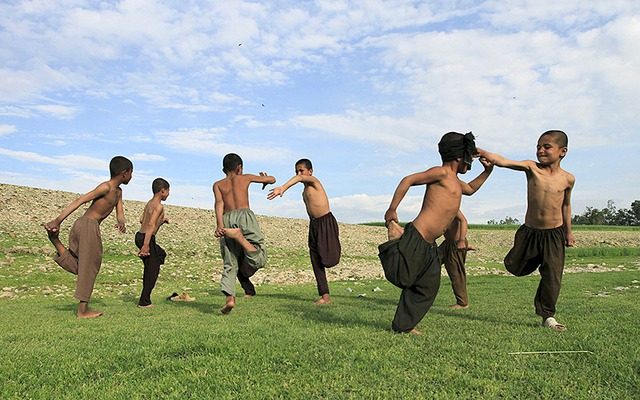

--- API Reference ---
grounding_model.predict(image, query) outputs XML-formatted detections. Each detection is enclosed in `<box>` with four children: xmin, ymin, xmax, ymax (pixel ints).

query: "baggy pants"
<box><xmin>219</xmin><ymin>209</ymin><xmax>267</xmax><ymax>297</ymax></box>
<box><xmin>378</xmin><ymin>223</ymin><xmax>441</xmax><ymax>333</ymax></box>
<box><xmin>439</xmin><ymin>239</ymin><xmax>468</xmax><ymax>307</ymax></box>
<box><xmin>54</xmin><ymin>217</ymin><xmax>102</xmax><ymax>302</ymax></box>
<box><xmin>135</xmin><ymin>232</ymin><xmax>166</xmax><ymax>306</ymax></box>
<box><xmin>504</xmin><ymin>225</ymin><xmax>565</xmax><ymax>319</ymax></box>
<box><xmin>309</xmin><ymin>212</ymin><xmax>341</xmax><ymax>296</ymax></box>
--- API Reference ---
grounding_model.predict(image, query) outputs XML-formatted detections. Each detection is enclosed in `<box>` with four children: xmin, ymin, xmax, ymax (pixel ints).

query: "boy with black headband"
<box><xmin>478</xmin><ymin>130</ymin><xmax>574</xmax><ymax>330</ymax></box>
<box><xmin>379</xmin><ymin>132</ymin><xmax>493</xmax><ymax>334</ymax></box>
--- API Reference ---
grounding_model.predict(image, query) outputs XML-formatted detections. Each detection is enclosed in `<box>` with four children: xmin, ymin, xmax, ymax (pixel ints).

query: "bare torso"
<box><xmin>83</xmin><ymin>182</ymin><xmax>122</xmax><ymax>223</ymax></box>
<box><xmin>525</xmin><ymin>164</ymin><xmax>573</xmax><ymax>229</ymax></box>
<box><xmin>413</xmin><ymin>167</ymin><xmax>462</xmax><ymax>243</ymax></box>
<box><xmin>215</xmin><ymin>175</ymin><xmax>252</xmax><ymax>213</ymax></box>
<box><xmin>302</xmin><ymin>181</ymin><xmax>331</xmax><ymax>219</ymax></box>
<box><xmin>138</xmin><ymin>199</ymin><xmax>165</xmax><ymax>235</ymax></box>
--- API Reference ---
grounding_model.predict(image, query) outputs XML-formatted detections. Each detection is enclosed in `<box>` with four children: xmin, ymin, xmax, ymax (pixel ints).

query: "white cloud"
<box><xmin>0</xmin><ymin>147</ymin><xmax>106</xmax><ymax>170</ymax></box>
<box><xmin>0</xmin><ymin>125</ymin><xmax>17</xmax><ymax>136</ymax></box>
<box><xmin>130</xmin><ymin>153</ymin><xmax>167</xmax><ymax>162</ymax></box>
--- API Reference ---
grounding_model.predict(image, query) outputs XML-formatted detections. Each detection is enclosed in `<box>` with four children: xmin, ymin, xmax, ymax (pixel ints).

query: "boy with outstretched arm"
<box><xmin>478</xmin><ymin>130</ymin><xmax>574</xmax><ymax>330</ymax></box>
<box><xmin>267</xmin><ymin>159</ymin><xmax>341</xmax><ymax>305</ymax></box>
<box><xmin>213</xmin><ymin>153</ymin><xmax>275</xmax><ymax>314</ymax></box>
<box><xmin>44</xmin><ymin>156</ymin><xmax>133</xmax><ymax>318</ymax></box>
<box><xmin>439</xmin><ymin>210</ymin><xmax>475</xmax><ymax>309</ymax></box>
<box><xmin>379</xmin><ymin>132</ymin><xmax>493</xmax><ymax>334</ymax></box>
<box><xmin>135</xmin><ymin>178</ymin><xmax>170</xmax><ymax>308</ymax></box>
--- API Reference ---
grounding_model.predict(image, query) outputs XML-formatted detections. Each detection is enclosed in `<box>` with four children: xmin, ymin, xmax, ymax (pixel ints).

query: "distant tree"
<box><xmin>573</xmin><ymin>200</ymin><xmax>639</xmax><ymax>226</ymax></box>
<box><xmin>487</xmin><ymin>216</ymin><xmax>520</xmax><ymax>225</ymax></box>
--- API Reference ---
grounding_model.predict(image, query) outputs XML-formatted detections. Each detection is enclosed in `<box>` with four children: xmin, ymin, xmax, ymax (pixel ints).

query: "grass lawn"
<box><xmin>1</xmin><ymin>269</ymin><xmax>638</xmax><ymax>399</ymax></box>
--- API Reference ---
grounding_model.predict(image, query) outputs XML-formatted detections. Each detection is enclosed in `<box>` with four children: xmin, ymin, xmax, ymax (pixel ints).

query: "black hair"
<box><xmin>109</xmin><ymin>156</ymin><xmax>133</xmax><ymax>178</ymax></box>
<box><xmin>295</xmin><ymin>158</ymin><xmax>313</xmax><ymax>170</ymax></box>
<box><xmin>222</xmin><ymin>153</ymin><xmax>243</xmax><ymax>173</ymax></box>
<box><xmin>152</xmin><ymin>178</ymin><xmax>170</xmax><ymax>194</ymax></box>
<box><xmin>540</xmin><ymin>130</ymin><xmax>568</xmax><ymax>148</ymax></box>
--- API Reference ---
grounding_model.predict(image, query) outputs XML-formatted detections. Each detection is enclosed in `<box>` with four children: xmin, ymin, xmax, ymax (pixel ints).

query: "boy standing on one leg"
<box><xmin>44</xmin><ymin>156</ymin><xmax>133</xmax><ymax>318</ymax></box>
<box><xmin>213</xmin><ymin>153</ymin><xmax>275</xmax><ymax>314</ymax></box>
<box><xmin>267</xmin><ymin>158</ymin><xmax>341</xmax><ymax>305</ymax></box>
<box><xmin>478</xmin><ymin>130</ymin><xmax>575</xmax><ymax>331</ymax></box>
<box><xmin>379</xmin><ymin>132</ymin><xmax>493</xmax><ymax>334</ymax></box>
<box><xmin>135</xmin><ymin>178</ymin><xmax>170</xmax><ymax>308</ymax></box>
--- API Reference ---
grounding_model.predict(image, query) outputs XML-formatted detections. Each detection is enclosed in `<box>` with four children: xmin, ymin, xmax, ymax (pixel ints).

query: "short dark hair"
<box><xmin>152</xmin><ymin>178</ymin><xmax>170</xmax><ymax>194</ymax></box>
<box><xmin>295</xmin><ymin>158</ymin><xmax>312</xmax><ymax>170</ymax></box>
<box><xmin>222</xmin><ymin>153</ymin><xmax>243</xmax><ymax>173</ymax></box>
<box><xmin>109</xmin><ymin>156</ymin><xmax>133</xmax><ymax>178</ymax></box>
<box><xmin>540</xmin><ymin>130</ymin><xmax>568</xmax><ymax>148</ymax></box>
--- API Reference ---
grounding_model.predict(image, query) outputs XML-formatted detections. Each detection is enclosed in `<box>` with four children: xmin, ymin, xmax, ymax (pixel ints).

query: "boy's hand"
<box><xmin>115</xmin><ymin>222</ymin><xmax>126</xmax><ymax>234</ymax></box>
<box><xmin>163</xmin><ymin>218</ymin><xmax>170</xmax><ymax>225</ymax></box>
<box><xmin>384</xmin><ymin>209</ymin><xmax>398</xmax><ymax>226</ymax></box>
<box><xmin>44</xmin><ymin>220</ymin><xmax>60</xmax><ymax>233</ymax></box>
<box><xmin>267</xmin><ymin>187</ymin><xmax>284</xmax><ymax>200</ymax></box>
<box><xmin>214</xmin><ymin>226</ymin><xmax>226</xmax><ymax>238</ymax></box>
<box><xmin>260</xmin><ymin>172</ymin><xmax>270</xmax><ymax>190</ymax></box>
<box><xmin>565</xmin><ymin>232</ymin><xmax>575</xmax><ymax>247</ymax></box>
<box><xmin>138</xmin><ymin>244</ymin><xmax>150</xmax><ymax>257</ymax></box>
<box><xmin>479</xmin><ymin>157</ymin><xmax>493</xmax><ymax>171</ymax></box>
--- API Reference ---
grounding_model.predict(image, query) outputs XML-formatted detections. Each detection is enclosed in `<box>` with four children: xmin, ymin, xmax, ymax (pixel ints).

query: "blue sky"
<box><xmin>1</xmin><ymin>1</ymin><xmax>639</xmax><ymax>224</ymax></box>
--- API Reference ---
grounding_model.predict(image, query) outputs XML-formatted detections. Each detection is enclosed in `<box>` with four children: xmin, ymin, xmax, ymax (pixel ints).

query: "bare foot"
<box><xmin>224</xmin><ymin>228</ymin><xmax>258</xmax><ymax>252</ymax></box>
<box><xmin>314</xmin><ymin>294</ymin><xmax>332</xmax><ymax>305</ymax></box>
<box><xmin>77</xmin><ymin>309</ymin><xmax>103</xmax><ymax>318</ymax></box>
<box><xmin>409</xmin><ymin>328</ymin><xmax>424</xmax><ymax>335</ymax></box>
<box><xmin>242</xmin><ymin>294</ymin><xmax>254</xmax><ymax>299</ymax></box>
<box><xmin>138</xmin><ymin>304</ymin><xmax>154</xmax><ymax>308</ymax></box>
<box><xmin>46</xmin><ymin>228</ymin><xmax>67</xmax><ymax>256</ymax></box>
<box><xmin>387</xmin><ymin>220</ymin><xmax>404</xmax><ymax>241</ymax></box>
<box><xmin>220</xmin><ymin>296</ymin><xmax>235</xmax><ymax>314</ymax></box>
<box><xmin>449</xmin><ymin>304</ymin><xmax>469</xmax><ymax>310</ymax></box>
<box><xmin>223</xmin><ymin>227</ymin><xmax>243</xmax><ymax>240</ymax></box>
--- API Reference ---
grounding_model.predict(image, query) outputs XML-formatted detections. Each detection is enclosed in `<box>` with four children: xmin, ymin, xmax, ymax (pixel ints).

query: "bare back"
<box><xmin>524</xmin><ymin>162</ymin><xmax>575</xmax><ymax>229</ymax></box>
<box><xmin>302</xmin><ymin>179</ymin><xmax>331</xmax><ymax>219</ymax></box>
<box><xmin>139</xmin><ymin>199</ymin><xmax>165</xmax><ymax>236</ymax></box>
<box><xmin>412</xmin><ymin>167</ymin><xmax>463</xmax><ymax>243</ymax></box>
<box><xmin>83</xmin><ymin>181</ymin><xmax>122</xmax><ymax>223</ymax></box>
<box><xmin>214</xmin><ymin>175</ymin><xmax>253</xmax><ymax>213</ymax></box>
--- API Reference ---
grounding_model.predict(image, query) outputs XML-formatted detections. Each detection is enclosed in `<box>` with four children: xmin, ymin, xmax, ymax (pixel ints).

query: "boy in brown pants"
<box><xmin>439</xmin><ymin>210</ymin><xmax>474</xmax><ymax>309</ymax></box>
<box><xmin>213</xmin><ymin>153</ymin><xmax>275</xmax><ymax>314</ymax></box>
<box><xmin>478</xmin><ymin>130</ymin><xmax>575</xmax><ymax>330</ymax></box>
<box><xmin>379</xmin><ymin>132</ymin><xmax>493</xmax><ymax>334</ymax></box>
<box><xmin>44</xmin><ymin>156</ymin><xmax>133</xmax><ymax>318</ymax></box>
<box><xmin>135</xmin><ymin>178</ymin><xmax>170</xmax><ymax>308</ymax></box>
<box><xmin>268</xmin><ymin>158</ymin><xmax>341</xmax><ymax>305</ymax></box>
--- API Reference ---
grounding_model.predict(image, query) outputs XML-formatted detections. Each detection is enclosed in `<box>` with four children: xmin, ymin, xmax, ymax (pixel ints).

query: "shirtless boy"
<box><xmin>44</xmin><ymin>156</ymin><xmax>133</xmax><ymax>318</ymax></box>
<box><xmin>267</xmin><ymin>159</ymin><xmax>341</xmax><ymax>305</ymax></box>
<box><xmin>213</xmin><ymin>153</ymin><xmax>275</xmax><ymax>314</ymax></box>
<box><xmin>135</xmin><ymin>178</ymin><xmax>170</xmax><ymax>308</ymax></box>
<box><xmin>379</xmin><ymin>132</ymin><xmax>493</xmax><ymax>334</ymax></box>
<box><xmin>439</xmin><ymin>210</ymin><xmax>475</xmax><ymax>309</ymax></box>
<box><xmin>478</xmin><ymin>130</ymin><xmax>575</xmax><ymax>331</ymax></box>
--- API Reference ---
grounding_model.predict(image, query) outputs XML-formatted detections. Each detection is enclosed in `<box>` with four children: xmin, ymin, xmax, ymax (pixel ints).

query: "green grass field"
<box><xmin>1</xmin><ymin>261</ymin><xmax>639</xmax><ymax>399</ymax></box>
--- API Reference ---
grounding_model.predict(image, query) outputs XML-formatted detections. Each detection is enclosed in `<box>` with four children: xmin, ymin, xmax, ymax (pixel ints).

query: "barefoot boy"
<box><xmin>379</xmin><ymin>132</ymin><xmax>493</xmax><ymax>334</ymax></box>
<box><xmin>213</xmin><ymin>153</ymin><xmax>275</xmax><ymax>314</ymax></box>
<box><xmin>267</xmin><ymin>159</ymin><xmax>341</xmax><ymax>305</ymax></box>
<box><xmin>135</xmin><ymin>178</ymin><xmax>170</xmax><ymax>308</ymax></box>
<box><xmin>44</xmin><ymin>156</ymin><xmax>133</xmax><ymax>318</ymax></box>
<box><xmin>478</xmin><ymin>130</ymin><xmax>575</xmax><ymax>330</ymax></box>
<box><xmin>439</xmin><ymin>210</ymin><xmax>474</xmax><ymax>309</ymax></box>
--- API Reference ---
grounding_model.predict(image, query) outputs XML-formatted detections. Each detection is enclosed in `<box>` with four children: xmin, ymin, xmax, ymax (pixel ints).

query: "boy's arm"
<box><xmin>563</xmin><ymin>175</ymin><xmax>575</xmax><ymax>247</ymax></box>
<box><xmin>138</xmin><ymin>204</ymin><xmax>162</xmax><ymax>257</ymax></box>
<box><xmin>476</xmin><ymin>148</ymin><xmax>533</xmax><ymax>172</ymax></box>
<box><xmin>213</xmin><ymin>183</ymin><xmax>225</xmax><ymax>237</ymax></box>
<box><xmin>114</xmin><ymin>188</ymin><xmax>126</xmax><ymax>233</ymax></box>
<box><xmin>460</xmin><ymin>158</ymin><xmax>494</xmax><ymax>195</ymax></box>
<box><xmin>249</xmin><ymin>172</ymin><xmax>276</xmax><ymax>190</ymax></box>
<box><xmin>384</xmin><ymin>167</ymin><xmax>445</xmax><ymax>224</ymax></box>
<box><xmin>44</xmin><ymin>183</ymin><xmax>110</xmax><ymax>232</ymax></box>
<box><xmin>456</xmin><ymin>210</ymin><xmax>468</xmax><ymax>249</ymax></box>
<box><xmin>267</xmin><ymin>175</ymin><xmax>317</xmax><ymax>200</ymax></box>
